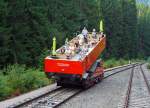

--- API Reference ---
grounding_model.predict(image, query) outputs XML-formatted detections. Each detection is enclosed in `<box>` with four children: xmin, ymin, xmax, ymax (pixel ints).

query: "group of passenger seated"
<box><xmin>59</xmin><ymin>27</ymin><xmax>100</xmax><ymax>59</ymax></box>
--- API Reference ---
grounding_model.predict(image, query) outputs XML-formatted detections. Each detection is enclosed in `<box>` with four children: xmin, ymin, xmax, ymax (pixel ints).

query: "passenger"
<box><xmin>78</xmin><ymin>34</ymin><xmax>84</xmax><ymax>45</ymax></box>
<box><xmin>92</xmin><ymin>28</ymin><xmax>97</xmax><ymax>38</ymax></box>
<box><xmin>82</xmin><ymin>27</ymin><xmax>88</xmax><ymax>37</ymax></box>
<box><xmin>74</xmin><ymin>39</ymin><xmax>79</xmax><ymax>48</ymax></box>
<box><xmin>100</xmin><ymin>32</ymin><xmax>104</xmax><ymax>38</ymax></box>
<box><xmin>69</xmin><ymin>43</ymin><xmax>76</xmax><ymax>55</ymax></box>
<box><xmin>82</xmin><ymin>44</ymin><xmax>88</xmax><ymax>53</ymax></box>
<box><xmin>60</xmin><ymin>47</ymin><xmax>65</xmax><ymax>54</ymax></box>
<box><xmin>75</xmin><ymin>46</ymin><xmax>80</xmax><ymax>53</ymax></box>
<box><xmin>73</xmin><ymin>38</ymin><xmax>79</xmax><ymax>53</ymax></box>
<box><xmin>82</xmin><ymin>27</ymin><xmax>88</xmax><ymax>43</ymax></box>
<box><xmin>65</xmin><ymin>38</ymin><xmax>68</xmax><ymax>45</ymax></box>
<box><xmin>65</xmin><ymin>47</ymin><xmax>71</xmax><ymax>59</ymax></box>
<box><xmin>99</xmin><ymin>33</ymin><xmax>105</xmax><ymax>41</ymax></box>
<box><xmin>69</xmin><ymin>43</ymin><xmax>75</xmax><ymax>51</ymax></box>
<box><xmin>89</xmin><ymin>34</ymin><xmax>92</xmax><ymax>40</ymax></box>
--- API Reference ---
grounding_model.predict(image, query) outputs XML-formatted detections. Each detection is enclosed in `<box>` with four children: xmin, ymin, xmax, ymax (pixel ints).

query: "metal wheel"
<box><xmin>82</xmin><ymin>78</ymin><xmax>94</xmax><ymax>89</ymax></box>
<box><xmin>99</xmin><ymin>73</ymin><xmax>104</xmax><ymax>81</ymax></box>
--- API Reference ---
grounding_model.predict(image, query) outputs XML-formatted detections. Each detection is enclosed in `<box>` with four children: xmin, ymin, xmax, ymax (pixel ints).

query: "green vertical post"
<box><xmin>100</xmin><ymin>20</ymin><xmax>104</xmax><ymax>32</ymax></box>
<box><xmin>52</xmin><ymin>37</ymin><xmax>56</xmax><ymax>56</ymax></box>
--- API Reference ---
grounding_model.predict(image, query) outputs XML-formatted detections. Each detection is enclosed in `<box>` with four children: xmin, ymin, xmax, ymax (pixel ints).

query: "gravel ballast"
<box><xmin>59</xmin><ymin>68</ymin><xmax>133</xmax><ymax>108</ymax></box>
<box><xmin>118</xmin><ymin>64</ymin><xmax>150</xmax><ymax>108</ymax></box>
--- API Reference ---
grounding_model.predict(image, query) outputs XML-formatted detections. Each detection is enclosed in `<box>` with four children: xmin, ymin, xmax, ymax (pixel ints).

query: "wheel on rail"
<box><xmin>82</xmin><ymin>78</ymin><xmax>95</xmax><ymax>89</ymax></box>
<box><xmin>100</xmin><ymin>73</ymin><xmax>104</xmax><ymax>81</ymax></box>
<box><xmin>57</xmin><ymin>82</ymin><xmax>67</xmax><ymax>87</ymax></box>
<box><xmin>94</xmin><ymin>78</ymin><xmax>99</xmax><ymax>84</ymax></box>
<box><xmin>96</xmin><ymin>73</ymin><xmax>104</xmax><ymax>83</ymax></box>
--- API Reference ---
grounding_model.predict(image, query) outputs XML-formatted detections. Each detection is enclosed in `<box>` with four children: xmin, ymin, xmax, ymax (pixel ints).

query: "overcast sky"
<box><xmin>137</xmin><ymin>0</ymin><xmax>150</xmax><ymax>5</ymax></box>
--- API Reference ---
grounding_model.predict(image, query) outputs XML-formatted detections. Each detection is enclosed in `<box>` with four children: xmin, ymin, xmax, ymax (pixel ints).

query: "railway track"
<box><xmin>104</xmin><ymin>63</ymin><xmax>139</xmax><ymax>79</ymax></box>
<box><xmin>17</xmin><ymin>88</ymin><xmax>82</xmax><ymax>108</ymax></box>
<box><xmin>8</xmin><ymin>63</ymin><xmax>140</xmax><ymax>108</ymax></box>
<box><xmin>120</xmin><ymin>64</ymin><xmax>150</xmax><ymax>108</ymax></box>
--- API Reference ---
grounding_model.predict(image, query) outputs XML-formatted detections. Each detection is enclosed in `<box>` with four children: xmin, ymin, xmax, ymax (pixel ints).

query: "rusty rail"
<box><xmin>124</xmin><ymin>65</ymin><xmax>134</xmax><ymax>108</ymax></box>
<box><xmin>140</xmin><ymin>65</ymin><xmax>150</xmax><ymax>95</ymax></box>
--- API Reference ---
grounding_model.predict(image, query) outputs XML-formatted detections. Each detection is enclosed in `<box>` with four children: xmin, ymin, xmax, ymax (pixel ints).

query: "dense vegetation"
<box><xmin>0</xmin><ymin>0</ymin><xmax>99</xmax><ymax>68</ymax></box>
<box><xmin>147</xmin><ymin>57</ymin><xmax>150</xmax><ymax>69</ymax></box>
<box><xmin>137</xmin><ymin>3</ymin><xmax>150</xmax><ymax>57</ymax></box>
<box><xmin>0</xmin><ymin>64</ymin><xmax>52</xmax><ymax>101</ymax></box>
<box><xmin>103</xmin><ymin>59</ymin><xmax>129</xmax><ymax>69</ymax></box>
<box><xmin>0</xmin><ymin>0</ymin><xmax>149</xmax><ymax>68</ymax></box>
<box><xmin>147</xmin><ymin>64</ymin><xmax>150</xmax><ymax>69</ymax></box>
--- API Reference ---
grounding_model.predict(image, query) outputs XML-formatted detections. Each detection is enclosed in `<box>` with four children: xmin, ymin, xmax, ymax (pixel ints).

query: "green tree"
<box><xmin>122</xmin><ymin>0</ymin><xmax>138</xmax><ymax>58</ymax></box>
<box><xmin>137</xmin><ymin>3</ymin><xmax>150</xmax><ymax>57</ymax></box>
<box><xmin>0</xmin><ymin>0</ymin><xmax>50</xmax><ymax>67</ymax></box>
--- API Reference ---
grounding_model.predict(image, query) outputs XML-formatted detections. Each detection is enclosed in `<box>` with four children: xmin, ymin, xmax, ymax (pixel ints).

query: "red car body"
<box><xmin>44</xmin><ymin>36</ymin><xmax>106</xmax><ymax>77</ymax></box>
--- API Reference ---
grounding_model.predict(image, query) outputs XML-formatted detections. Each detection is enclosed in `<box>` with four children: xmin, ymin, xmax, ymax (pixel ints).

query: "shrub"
<box><xmin>118</xmin><ymin>59</ymin><xmax>128</xmax><ymax>65</ymax></box>
<box><xmin>38</xmin><ymin>50</ymin><xmax>50</xmax><ymax>70</ymax></box>
<box><xmin>147</xmin><ymin>57</ymin><xmax>150</xmax><ymax>63</ymax></box>
<box><xmin>104</xmin><ymin>58</ymin><xmax>129</xmax><ymax>69</ymax></box>
<box><xmin>20</xmin><ymin>69</ymin><xmax>51</xmax><ymax>92</ymax></box>
<box><xmin>0</xmin><ymin>64</ymin><xmax>52</xmax><ymax>100</ymax></box>
<box><xmin>7</xmin><ymin>65</ymin><xmax>51</xmax><ymax>93</ymax></box>
<box><xmin>0</xmin><ymin>76</ymin><xmax>14</xmax><ymax>101</ymax></box>
<box><xmin>147</xmin><ymin>64</ymin><xmax>150</xmax><ymax>69</ymax></box>
<box><xmin>147</xmin><ymin>57</ymin><xmax>150</xmax><ymax>70</ymax></box>
<box><xmin>103</xmin><ymin>58</ymin><xmax>116</xmax><ymax>68</ymax></box>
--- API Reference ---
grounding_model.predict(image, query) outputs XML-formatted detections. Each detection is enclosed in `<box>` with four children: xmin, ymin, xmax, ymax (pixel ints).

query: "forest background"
<box><xmin>0</xmin><ymin>0</ymin><xmax>150</xmax><ymax>68</ymax></box>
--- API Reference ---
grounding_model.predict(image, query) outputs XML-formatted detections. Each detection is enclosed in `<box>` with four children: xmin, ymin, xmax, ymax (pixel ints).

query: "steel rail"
<box><xmin>140</xmin><ymin>65</ymin><xmax>150</xmax><ymax>95</ymax></box>
<box><xmin>123</xmin><ymin>65</ymin><xmax>134</xmax><ymax>108</ymax></box>
<box><xmin>104</xmin><ymin>64</ymin><xmax>139</xmax><ymax>79</ymax></box>
<box><xmin>30</xmin><ymin>88</ymin><xmax>79</xmax><ymax>108</ymax></box>
<box><xmin>12</xmin><ymin>87</ymin><xmax>63</xmax><ymax>108</ymax></box>
<box><xmin>55</xmin><ymin>64</ymin><xmax>140</xmax><ymax>108</ymax></box>
<box><xmin>53</xmin><ymin>89</ymin><xmax>82</xmax><ymax>108</ymax></box>
<box><xmin>104</xmin><ymin>62</ymin><xmax>139</xmax><ymax>73</ymax></box>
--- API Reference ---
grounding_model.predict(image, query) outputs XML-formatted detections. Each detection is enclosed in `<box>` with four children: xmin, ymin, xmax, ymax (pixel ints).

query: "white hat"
<box><xmin>93</xmin><ymin>28</ymin><xmax>96</xmax><ymax>32</ymax></box>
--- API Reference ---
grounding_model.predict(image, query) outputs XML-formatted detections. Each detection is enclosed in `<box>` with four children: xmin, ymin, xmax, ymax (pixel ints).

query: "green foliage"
<box><xmin>99</xmin><ymin>0</ymin><xmax>138</xmax><ymax>59</ymax></box>
<box><xmin>0</xmin><ymin>64</ymin><xmax>52</xmax><ymax>101</ymax></box>
<box><xmin>137</xmin><ymin>4</ymin><xmax>150</xmax><ymax>57</ymax></box>
<box><xmin>0</xmin><ymin>76</ymin><xmax>14</xmax><ymax>101</ymax></box>
<box><xmin>104</xmin><ymin>58</ymin><xmax>117</xmax><ymax>68</ymax></box>
<box><xmin>147</xmin><ymin>64</ymin><xmax>150</xmax><ymax>69</ymax></box>
<box><xmin>38</xmin><ymin>50</ymin><xmax>50</xmax><ymax>70</ymax></box>
<box><xmin>0</xmin><ymin>0</ymin><xmax>100</xmax><ymax>68</ymax></box>
<box><xmin>118</xmin><ymin>59</ymin><xmax>129</xmax><ymax>65</ymax></box>
<box><xmin>0</xmin><ymin>0</ymin><xmax>149</xmax><ymax>68</ymax></box>
<box><xmin>103</xmin><ymin>58</ymin><xmax>129</xmax><ymax>69</ymax></box>
<box><xmin>0</xmin><ymin>0</ymin><xmax>50</xmax><ymax>67</ymax></box>
<box><xmin>0</xmin><ymin>0</ymin><xmax>149</xmax><ymax>69</ymax></box>
<box><xmin>147</xmin><ymin>57</ymin><xmax>150</xmax><ymax>69</ymax></box>
<box><xmin>147</xmin><ymin>57</ymin><xmax>150</xmax><ymax>63</ymax></box>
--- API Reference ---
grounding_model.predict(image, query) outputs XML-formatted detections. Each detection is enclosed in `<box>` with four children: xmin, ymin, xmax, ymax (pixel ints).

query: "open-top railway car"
<box><xmin>44</xmin><ymin>31</ymin><xmax>106</xmax><ymax>88</ymax></box>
